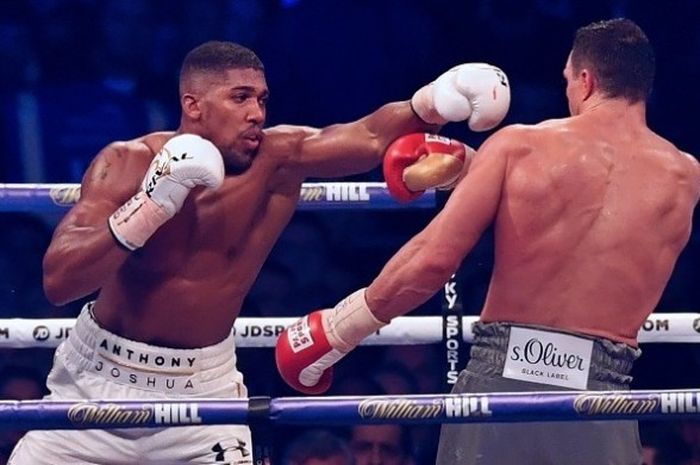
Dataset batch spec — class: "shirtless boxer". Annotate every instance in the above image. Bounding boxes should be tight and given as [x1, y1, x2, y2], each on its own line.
[8, 41, 509, 464]
[276, 19, 700, 465]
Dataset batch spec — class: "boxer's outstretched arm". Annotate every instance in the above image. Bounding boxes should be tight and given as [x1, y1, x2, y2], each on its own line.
[275, 126, 519, 394]
[365, 126, 520, 320]
[279, 101, 436, 178]
[43, 143, 146, 305]
[281, 63, 510, 179]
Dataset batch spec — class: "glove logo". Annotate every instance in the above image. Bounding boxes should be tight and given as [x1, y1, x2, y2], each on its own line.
[49, 185, 81, 206]
[495, 69, 509, 88]
[424, 134, 451, 144]
[287, 316, 315, 353]
[144, 147, 187, 195]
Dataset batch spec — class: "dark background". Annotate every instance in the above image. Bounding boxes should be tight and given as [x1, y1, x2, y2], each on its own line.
[1, 1, 699, 463]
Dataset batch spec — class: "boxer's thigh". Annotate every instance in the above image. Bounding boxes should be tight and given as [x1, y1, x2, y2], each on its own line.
[8, 429, 138, 465]
[142, 423, 253, 465]
[436, 370, 642, 465]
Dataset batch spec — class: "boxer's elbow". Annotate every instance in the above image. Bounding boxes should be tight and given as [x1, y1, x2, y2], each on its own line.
[44, 282, 69, 307]
[43, 265, 70, 306]
[43, 280, 66, 307]
[43, 251, 78, 306]
[43, 272, 91, 306]
[415, 246, 461, 291]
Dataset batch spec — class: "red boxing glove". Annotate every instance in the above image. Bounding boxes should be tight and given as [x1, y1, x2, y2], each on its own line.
[276, 289, 386, 395]
[383, 133, 467, 203]
[275, 311, 340, 395]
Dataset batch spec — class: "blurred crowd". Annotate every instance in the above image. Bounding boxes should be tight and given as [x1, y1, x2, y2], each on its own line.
[1, 0, 700, 463]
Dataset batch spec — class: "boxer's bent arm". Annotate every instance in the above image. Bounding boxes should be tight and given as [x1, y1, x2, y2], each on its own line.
[287, 101, 437, 178]
[365, 126, 518, 320]
[43, 143, 146, 305]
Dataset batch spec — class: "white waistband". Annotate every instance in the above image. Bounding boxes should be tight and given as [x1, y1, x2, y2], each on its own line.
[61, 303, 243, 395]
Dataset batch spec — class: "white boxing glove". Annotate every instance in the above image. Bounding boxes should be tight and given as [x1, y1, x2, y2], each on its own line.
[411, 63, 510, 132]
[108, 134, 224, 250]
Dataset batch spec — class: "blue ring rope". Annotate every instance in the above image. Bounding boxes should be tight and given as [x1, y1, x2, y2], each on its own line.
[0, 183, 435, 212]
[0, 389, 697, 430]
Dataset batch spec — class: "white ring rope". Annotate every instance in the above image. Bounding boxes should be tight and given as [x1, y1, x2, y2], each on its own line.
[1, 313, 698, 348]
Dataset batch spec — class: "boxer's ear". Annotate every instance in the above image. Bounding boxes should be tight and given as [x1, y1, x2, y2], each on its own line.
[580, 68, 596, 101]
[182, 93, 202, 120]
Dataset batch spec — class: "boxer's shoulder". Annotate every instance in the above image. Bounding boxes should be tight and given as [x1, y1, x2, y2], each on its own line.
[263, 125, 320, 151]
[631, 132, 699, 181]
[81, 134, 167, 196]
[140, 131, 179, 157]
[97, 132, 173, 163]
[530, 117, 571, 131]
[497, 119, 585, 156]
[258, 125, 323, 173]
[681, 150, 700, 164]
[677, 150, 700, 197]
[682, 150, 700, 179]
[475, 124, 537, 161]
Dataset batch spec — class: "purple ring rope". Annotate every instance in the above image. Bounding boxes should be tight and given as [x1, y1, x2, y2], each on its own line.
[1, 390, 698, 430]
[270, 390, 700, 425]
[0, 183, 436, 212]
[0, 399, 249, 430]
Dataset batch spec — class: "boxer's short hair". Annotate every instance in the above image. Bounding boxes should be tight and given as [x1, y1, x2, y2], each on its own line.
[571, 18, 655, 103]
[179, 41, 264, 93]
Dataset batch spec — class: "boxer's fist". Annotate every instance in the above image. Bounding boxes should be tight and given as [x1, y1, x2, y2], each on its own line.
[276, 289, 386, 394]
[275, 310, 343, 395]
[384, 133, 468, 203]
[109, 134, 224, 250]
[412, 63, 510, 131]
[143, 134, 225, 216]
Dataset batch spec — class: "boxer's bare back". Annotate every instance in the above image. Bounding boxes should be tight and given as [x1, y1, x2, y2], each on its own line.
[480, 106, 700, 346]
[366, 64, 700, 348]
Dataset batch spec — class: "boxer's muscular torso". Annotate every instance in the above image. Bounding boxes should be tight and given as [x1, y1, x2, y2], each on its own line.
[481, 110, 700, 345]
[93, 130, 303, 347]
[45, 101, 429, 348]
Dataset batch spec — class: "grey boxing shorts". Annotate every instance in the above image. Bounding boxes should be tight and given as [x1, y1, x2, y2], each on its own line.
[436, 321, 643, 465]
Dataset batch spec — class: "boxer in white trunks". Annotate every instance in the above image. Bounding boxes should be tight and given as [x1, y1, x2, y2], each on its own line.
[9, 40, 509, 464]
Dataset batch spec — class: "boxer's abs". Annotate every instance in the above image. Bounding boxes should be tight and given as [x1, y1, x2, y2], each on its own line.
[94, 278, 247, 348]
[95, 176, 302, 348]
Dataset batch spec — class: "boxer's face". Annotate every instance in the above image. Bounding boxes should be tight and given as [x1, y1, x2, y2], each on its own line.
[186, 67, 268, 173]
